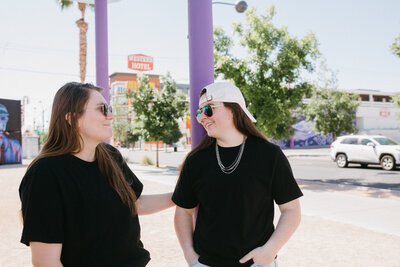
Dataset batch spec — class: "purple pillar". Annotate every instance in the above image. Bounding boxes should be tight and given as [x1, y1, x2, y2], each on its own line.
[188, 0, 214, 148]
[95, 0, 109, 103]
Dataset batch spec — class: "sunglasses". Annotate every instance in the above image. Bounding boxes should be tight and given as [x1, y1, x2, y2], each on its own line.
[99, 103, 113, 117]
[196, 104, 221, 119]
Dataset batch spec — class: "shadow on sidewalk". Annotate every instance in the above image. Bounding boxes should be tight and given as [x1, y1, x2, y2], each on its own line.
[131, 165, 179, 176]
[298, 179, 400, 199]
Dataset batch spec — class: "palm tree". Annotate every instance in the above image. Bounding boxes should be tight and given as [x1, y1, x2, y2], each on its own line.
[57, 0, 91, 83]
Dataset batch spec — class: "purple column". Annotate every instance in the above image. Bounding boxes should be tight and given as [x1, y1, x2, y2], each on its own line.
[95, 0, 109, 103]
[188, 0, 214, 148]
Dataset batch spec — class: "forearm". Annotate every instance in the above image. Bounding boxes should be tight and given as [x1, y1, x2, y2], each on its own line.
[136, 193, 175, 215]
[31, 242, 63, 267]
[32, 261, 63, 267]
[174, 207, 198, 263]
[261, 201, 301, 256]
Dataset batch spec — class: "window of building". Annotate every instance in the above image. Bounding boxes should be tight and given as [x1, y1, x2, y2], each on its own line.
[116, 86, 126, 94]
[372, 95, 391, 102]
[117, 97, 127, 104]
[359, 94, 370, 101]
[112, 85, 126, 94]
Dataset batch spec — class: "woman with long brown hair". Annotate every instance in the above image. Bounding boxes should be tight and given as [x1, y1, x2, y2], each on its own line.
[19, 82, 174, 267]
[173, 82, 303, 267]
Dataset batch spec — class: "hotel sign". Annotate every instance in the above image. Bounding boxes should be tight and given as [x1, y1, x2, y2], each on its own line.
[128, 54, 153, 71]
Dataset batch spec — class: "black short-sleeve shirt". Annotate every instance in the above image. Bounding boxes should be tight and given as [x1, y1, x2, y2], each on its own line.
[172, 136, 303, 267]
[19, 144, 150, 267]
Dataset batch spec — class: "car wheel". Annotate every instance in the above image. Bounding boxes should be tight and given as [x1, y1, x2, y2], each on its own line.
[360, 163, 368, 168]
[381, 155, 395, 171]
[336, 154, 348, 168]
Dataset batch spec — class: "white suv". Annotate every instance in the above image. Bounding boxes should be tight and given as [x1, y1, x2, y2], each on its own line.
[330, 135, 400, 170]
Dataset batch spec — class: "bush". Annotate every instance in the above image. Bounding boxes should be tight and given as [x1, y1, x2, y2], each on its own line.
[123, 156, 134, 164]
[141, 155, 154, 166]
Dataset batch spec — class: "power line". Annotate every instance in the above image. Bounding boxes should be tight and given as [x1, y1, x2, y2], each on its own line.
[0, 43, 188, 60]
[0, 66, 95, 78]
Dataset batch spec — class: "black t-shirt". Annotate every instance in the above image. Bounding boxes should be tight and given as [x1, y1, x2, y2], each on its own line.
[172, 136, 303, 267]
[19, 144, 150, 267]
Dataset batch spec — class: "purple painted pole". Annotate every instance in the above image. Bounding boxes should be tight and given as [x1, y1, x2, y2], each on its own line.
[188, 0, 215, 148]
[95, 0, 109, 103]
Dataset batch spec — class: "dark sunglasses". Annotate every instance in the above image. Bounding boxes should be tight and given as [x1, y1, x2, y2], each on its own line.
[196, 105, 213, 119]
[99, 103, 113, 117]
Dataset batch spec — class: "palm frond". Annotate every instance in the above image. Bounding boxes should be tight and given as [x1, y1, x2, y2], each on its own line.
[57, 0, 74, 9]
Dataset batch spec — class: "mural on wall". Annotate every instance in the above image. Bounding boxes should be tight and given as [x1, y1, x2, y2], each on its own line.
[0, 99, 22, 164]
[272, 115, 333, 149]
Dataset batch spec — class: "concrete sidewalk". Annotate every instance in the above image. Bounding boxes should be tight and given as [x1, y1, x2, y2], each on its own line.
[1, 163, 400, 266]
[132, 164, 400, 237]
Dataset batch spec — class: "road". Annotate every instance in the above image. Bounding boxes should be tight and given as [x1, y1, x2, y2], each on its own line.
[290, 156, 400, 190]
[120, 148, 400, 191]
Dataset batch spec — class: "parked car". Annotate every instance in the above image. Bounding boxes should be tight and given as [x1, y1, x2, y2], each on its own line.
[330, 135, 400, 170]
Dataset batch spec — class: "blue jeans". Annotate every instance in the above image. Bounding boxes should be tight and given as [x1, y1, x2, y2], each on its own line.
[251, 258, 279, 267]
[188, 260, 209, 267]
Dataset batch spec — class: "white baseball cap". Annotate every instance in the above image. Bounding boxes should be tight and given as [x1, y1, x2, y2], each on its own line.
[199, 82, 256, 122]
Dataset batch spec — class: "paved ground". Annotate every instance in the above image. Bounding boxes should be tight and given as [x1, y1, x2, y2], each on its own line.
[119, 147, 333, 168]
[291, 156, 400, 190]
[1, 161, 400, 267]
[122, 147, 400, 190]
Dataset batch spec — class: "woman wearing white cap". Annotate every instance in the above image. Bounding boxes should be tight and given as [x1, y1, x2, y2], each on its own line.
[173, 82, 303, 267]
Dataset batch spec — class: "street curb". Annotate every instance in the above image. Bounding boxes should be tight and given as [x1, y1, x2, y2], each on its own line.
[286, 154, 329, 158]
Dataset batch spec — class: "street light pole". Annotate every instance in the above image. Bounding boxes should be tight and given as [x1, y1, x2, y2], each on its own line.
[188, 0, 214, 148]
[188, 0, 247, 148]
[213, 1, 248, 13]
[33, 107, 36, 132]
[39, 101, 45, 133]
[95, 0, 109, 103]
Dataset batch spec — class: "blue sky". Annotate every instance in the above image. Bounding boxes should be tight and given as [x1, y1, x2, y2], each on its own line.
[1, 0, 400, 129]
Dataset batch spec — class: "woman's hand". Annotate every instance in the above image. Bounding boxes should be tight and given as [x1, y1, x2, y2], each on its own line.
[185, 248, 200, 265]
[239, 246, 276, 266]
[240, 198, 301, 265]
[174, 206, 198, 264]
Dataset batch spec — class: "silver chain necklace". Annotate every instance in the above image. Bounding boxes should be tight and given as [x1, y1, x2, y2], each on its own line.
[215, 137, 246, 174]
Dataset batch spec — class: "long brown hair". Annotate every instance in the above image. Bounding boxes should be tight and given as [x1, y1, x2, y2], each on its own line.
[27, 82, 137, 215]
[182, 89, 267, 167]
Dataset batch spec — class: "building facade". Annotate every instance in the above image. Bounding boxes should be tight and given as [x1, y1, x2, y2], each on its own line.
[109, 73, 191, 148]
[109, 72, 161, 124]
[276, 89, 400, 148]
[351, 89, 400, 141]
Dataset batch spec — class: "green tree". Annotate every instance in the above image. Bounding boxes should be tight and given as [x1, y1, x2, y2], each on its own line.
[38, 131, 48, 146]
[391, 35, 400, 58]
[162, 124, 182, 147]
[112, 122, 125, 144]
[126, 129, 140, 148]
[392, 94, 400, 121]
[301, 63, 359, 141]
[392, 94, 400, 107]
[57, 0, 92, 83]
[112, 122, 139, 148]
[129, 74, 187, 167]
[213, 6, 320, 140]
